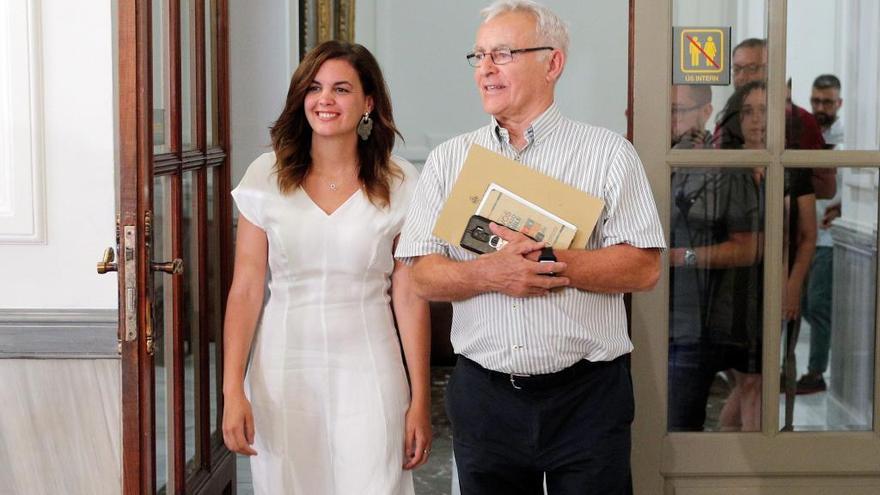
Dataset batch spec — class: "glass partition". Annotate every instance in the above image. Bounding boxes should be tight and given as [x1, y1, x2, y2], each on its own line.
[672, 0, 769, 151]
[668, 167, 766, 432]
[780, 167, 877, 431]
[786, 0, 880, 150]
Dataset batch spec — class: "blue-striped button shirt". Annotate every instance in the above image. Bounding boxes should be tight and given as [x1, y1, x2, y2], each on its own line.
[395, 103, 666, 375]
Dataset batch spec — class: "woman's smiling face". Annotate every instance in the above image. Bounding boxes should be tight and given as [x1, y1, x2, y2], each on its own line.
[304, 58, 373, 140]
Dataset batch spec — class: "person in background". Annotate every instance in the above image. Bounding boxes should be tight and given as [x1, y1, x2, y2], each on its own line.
[672, 84, 713, 149]
[715, 80, 817, 430]
[727, 38, 835, 199]
[667, 85, 763, 432]
[797, 74, 845, 394]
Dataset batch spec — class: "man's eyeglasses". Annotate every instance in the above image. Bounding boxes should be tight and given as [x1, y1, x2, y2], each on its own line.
[671, 104, 705, 117]
[466, 47, 554, 67]
[732, 63, 766, 75]
[810, 97, 839, 107]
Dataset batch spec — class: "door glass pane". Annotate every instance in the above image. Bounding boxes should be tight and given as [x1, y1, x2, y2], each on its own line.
[182, 0, 197, 151]
[672, 1, 768, 150]
[207, 166, 222, 439]
[780, 167, 877, 431]
[206, 0, 219, 147]
[668, 167, 765, 432]
[152, 0, 170, 154]
[182, 171, 200, 468]
[153, 175, 173, 490]
[786, 1, 880, 150]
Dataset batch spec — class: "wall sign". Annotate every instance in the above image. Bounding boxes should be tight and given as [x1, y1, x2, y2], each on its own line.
[673, 26, 731, 85]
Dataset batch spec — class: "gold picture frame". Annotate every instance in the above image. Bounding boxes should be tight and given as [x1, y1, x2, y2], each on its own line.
[300, 0, 356, 59]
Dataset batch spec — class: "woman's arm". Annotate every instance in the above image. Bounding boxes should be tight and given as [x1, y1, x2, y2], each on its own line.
[784, 194, 817, 321]
[221, 217, 268, 456]
[391, 237, 432, 470]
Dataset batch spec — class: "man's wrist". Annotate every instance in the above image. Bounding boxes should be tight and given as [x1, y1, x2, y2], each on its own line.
[468, 255, 499, 293]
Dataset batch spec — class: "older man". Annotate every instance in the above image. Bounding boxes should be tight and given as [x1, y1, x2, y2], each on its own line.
[395, 1, 664, 493]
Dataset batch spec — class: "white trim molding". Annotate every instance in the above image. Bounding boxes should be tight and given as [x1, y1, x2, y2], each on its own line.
[0, 0, 46, 244]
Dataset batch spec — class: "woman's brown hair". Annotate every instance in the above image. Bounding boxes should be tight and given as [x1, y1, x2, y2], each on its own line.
[269, 40, 402, 207]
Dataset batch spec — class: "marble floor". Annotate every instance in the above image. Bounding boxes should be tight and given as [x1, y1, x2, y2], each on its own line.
[165, 324, 871, 493]
[779, 319, 871, 431]
[700, 319, 869, 433]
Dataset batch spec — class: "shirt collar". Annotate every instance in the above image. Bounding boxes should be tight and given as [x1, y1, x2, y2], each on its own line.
[491, 102, 563, 146]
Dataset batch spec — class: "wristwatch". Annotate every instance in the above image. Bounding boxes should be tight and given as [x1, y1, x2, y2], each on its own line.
[538, 246, 557, 276]
[683, 248, 697, 267]
[538, 246, 557, 263]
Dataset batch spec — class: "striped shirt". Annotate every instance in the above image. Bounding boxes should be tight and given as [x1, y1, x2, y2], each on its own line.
[395, 103, 666, 375]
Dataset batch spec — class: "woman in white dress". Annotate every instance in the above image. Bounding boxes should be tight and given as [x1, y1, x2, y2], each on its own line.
[221, 40, 432, 494]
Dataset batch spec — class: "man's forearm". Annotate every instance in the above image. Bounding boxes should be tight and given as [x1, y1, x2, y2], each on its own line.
[556, 244, 661, 293]
[411, 254, 490, 301]
[812, 168, 836, 199]
[670, 232, 762, 269]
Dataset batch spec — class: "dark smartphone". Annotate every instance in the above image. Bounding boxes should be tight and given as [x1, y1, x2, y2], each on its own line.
[460, 215, 506, 255]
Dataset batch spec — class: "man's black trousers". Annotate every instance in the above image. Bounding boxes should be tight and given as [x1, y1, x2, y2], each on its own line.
[447, 355, 634, 495]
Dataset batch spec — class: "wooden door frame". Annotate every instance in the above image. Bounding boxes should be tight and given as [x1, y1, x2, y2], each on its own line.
[117, 1, 235, 493]
[117, 1, 154, 492]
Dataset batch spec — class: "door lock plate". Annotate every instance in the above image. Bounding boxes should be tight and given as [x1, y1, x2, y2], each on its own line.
[124, 225, 137, 342]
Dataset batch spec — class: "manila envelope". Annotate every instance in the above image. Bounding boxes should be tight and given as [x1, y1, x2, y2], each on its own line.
[433, 144, 605, 250]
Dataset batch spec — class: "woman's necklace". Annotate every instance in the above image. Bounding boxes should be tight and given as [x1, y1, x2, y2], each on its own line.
[311, 169, 357, 192]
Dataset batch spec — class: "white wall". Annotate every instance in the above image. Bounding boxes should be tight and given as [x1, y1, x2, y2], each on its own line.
[355, 0, 629, 165]
[786, 0, 842, 116]
[0, 0, 117, 309]
[229, 0, 299, 187]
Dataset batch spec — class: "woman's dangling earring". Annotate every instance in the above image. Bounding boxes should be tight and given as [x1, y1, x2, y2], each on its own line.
[357, 111, 373, 141]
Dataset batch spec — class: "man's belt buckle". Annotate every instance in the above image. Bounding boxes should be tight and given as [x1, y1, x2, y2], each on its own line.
[509, 373, 530, 390]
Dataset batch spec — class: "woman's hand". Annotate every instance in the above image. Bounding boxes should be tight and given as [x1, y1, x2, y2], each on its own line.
[222, 390, 257, 456]
[402, 403, 432, 470]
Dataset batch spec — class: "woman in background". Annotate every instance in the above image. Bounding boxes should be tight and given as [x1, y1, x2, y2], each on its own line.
[716, 80, 816, 431]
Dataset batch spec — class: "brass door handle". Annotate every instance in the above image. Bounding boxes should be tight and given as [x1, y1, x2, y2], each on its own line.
[151, 258, 183, 275]
[97, 247, 118, 274]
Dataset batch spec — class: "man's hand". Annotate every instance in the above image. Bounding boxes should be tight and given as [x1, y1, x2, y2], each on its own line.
[473, 222, 569, 297]
[820, 202, 841, 229]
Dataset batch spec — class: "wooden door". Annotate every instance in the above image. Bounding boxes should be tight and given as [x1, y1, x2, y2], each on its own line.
[116, 1, 235, 493]
[630, 0, 880, 493]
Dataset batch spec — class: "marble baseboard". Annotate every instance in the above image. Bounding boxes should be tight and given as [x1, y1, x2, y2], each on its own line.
[0, 308, 118, 359]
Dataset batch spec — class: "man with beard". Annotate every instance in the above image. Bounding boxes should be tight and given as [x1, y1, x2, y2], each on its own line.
[810, 74, 844, 148]
[797, 74, 844, 394]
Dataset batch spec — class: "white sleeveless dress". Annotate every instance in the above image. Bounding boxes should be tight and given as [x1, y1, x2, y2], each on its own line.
[231, 152, 418, 495]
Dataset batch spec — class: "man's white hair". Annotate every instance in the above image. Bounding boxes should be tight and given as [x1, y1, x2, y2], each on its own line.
[481, 0, 570, 56]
